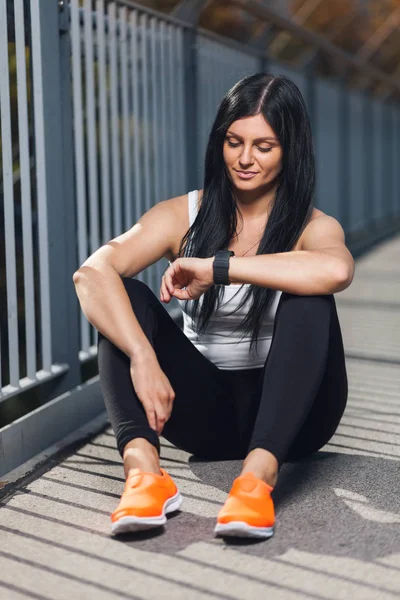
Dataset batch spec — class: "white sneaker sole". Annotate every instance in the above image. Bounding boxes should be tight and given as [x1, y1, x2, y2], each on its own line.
[111, 490, 183, 535]
[214, 521, 274, 539]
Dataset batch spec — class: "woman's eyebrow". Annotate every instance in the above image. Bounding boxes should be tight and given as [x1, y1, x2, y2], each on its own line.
[226, 131, 277, 142]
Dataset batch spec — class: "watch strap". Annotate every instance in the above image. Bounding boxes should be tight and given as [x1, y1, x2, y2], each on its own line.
[213, 250, 235, 285]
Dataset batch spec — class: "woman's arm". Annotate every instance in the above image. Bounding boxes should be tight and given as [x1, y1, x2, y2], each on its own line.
[227, 250, 349, 295]
[228, 215, 354, 295]
[163, 215, 355, 299]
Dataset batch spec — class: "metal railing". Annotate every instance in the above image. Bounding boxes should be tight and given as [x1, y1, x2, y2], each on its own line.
[70, 0, 189, 362]
[0, 0, 399, 424]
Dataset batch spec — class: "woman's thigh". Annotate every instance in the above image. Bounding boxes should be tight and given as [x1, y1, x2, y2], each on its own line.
[122, 278, 242, 457]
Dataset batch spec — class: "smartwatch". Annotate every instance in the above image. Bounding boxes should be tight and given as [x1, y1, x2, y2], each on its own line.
[213, 250, 235, 286]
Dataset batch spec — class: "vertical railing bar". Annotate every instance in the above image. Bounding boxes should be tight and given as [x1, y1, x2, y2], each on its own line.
[176, 28, 186, 196]
[205, 39, 212, 175]
[371, 98, 378, 228]
[381, 101, 387, 223]
[30, 0, 53, 372]
[211, 40, 217, 116]
[170, 25, 179, 199]
[120, 6, 132, 233]
[109, 1, 122, 237]
[70, 0, 90, 355]
[129, 9, 144, 282]
[203, 39, 209, 185]
[84, 0, 100, 254]
[397, 106, 400, 217]
[374, 100, 381, 224]
[339, 74, 350, 234]
[129, 8, 139, 225]
[214, 40, 219, 104]
[212, 43, 218, 149]
[160, 21, 168, 205]
[210, 40, 216, 123]
[182, 25, 198, 192]
[0, 0, 19, 390]
[84, 0, 100, 352]
[150, 15, 162, 291]
[57, 0, 82, 388]
[152, 18, 162, 206]
[197, 38, 203, 186]
[389, 102, 394, 219]
[392, 104, 398, 218]
[204, 40, 210, 147]
[167, 23, 176, 200]
[223, 44, 230, 103]
[141, 14, 151, 214]
[14, 0, 37, 382]
[385, 100, 392, 220]
[140, 12, 151, 287]
[96, 0, 111, 245]
[220, 43, 226, 112]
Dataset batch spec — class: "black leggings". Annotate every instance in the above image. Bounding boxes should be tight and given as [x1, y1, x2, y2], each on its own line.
[97, 278, 348, 468]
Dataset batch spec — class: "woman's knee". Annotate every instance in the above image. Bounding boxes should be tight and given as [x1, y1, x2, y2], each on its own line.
[280, 291, 334, 308]
[120, 276, 153, 299]
[277, 292, 334, 322]
[120, 277, 159, 314]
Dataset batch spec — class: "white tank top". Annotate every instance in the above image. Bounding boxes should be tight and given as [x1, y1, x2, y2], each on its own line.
[169, 190, 282, 370]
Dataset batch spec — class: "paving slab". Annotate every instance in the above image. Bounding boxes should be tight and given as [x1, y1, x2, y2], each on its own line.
[1, 235, 400, 600]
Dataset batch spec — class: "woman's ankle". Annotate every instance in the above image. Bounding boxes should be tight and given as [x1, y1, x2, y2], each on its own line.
[241, 448, 279, 487]
[123, 438, 161, 477]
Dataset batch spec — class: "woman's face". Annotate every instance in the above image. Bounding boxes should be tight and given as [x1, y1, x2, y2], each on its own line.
[223, 113, 282, 190]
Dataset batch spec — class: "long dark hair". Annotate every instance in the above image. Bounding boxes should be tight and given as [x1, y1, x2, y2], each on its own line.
[174, 72, 315, 353]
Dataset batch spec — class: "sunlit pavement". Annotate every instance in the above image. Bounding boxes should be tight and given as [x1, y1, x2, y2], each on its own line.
[1, 234, 399, 600]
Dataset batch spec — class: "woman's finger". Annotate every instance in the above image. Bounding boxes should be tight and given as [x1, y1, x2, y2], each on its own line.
[172, 287, 191, 300]
[145, 406, 157, 432]
[160, 276, 170, 302]
[165, 263, 184, 294]
[164, 269, 175, 294]
[154, 409, 167, 436]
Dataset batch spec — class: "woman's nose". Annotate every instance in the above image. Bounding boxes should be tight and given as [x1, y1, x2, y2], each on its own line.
[239, 147, 254, 166]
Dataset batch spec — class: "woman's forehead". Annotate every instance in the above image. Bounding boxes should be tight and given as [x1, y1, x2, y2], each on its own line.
[228, 115, 277, 140]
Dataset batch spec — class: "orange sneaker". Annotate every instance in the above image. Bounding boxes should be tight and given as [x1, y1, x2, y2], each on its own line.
[111, 468, 182, 535]
[214, 472, 275, 539]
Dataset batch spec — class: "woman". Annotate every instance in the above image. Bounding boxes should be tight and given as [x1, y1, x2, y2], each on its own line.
[74, 73, 354, 539]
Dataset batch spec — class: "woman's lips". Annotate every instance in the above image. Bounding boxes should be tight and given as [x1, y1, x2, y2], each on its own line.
[235, 170, 258, 179]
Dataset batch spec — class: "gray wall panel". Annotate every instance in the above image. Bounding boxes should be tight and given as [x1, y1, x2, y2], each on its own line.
[267, 60, 308, 97]
[315, 79, 341, 218]
[348, 91, 366, 233]
[372, 98, 384, 223]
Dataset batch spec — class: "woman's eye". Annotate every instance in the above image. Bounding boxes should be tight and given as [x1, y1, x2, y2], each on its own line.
[227, 140, 271, 153]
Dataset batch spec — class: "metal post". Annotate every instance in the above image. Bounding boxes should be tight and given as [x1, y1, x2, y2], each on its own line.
[249, 23, 275, 72]
[338, 69, 350, 234]
[31, 0, 81, 399]
[383, 98, 392, 221]
[182, 26, 199, 190]
[363, 87, 375, 233]
[304, 55, 317, 140]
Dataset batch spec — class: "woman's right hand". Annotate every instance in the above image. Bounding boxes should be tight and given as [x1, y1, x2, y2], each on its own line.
[129, 349, 176, 436]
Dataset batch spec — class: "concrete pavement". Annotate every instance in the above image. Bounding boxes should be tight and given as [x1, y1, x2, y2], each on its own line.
[1, 234, 399, 599]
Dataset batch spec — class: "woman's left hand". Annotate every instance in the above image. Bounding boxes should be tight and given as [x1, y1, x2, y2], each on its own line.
[160, 257, 214, 302]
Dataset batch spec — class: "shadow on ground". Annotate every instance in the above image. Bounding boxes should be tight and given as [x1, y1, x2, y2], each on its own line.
[111, 450, 400, 562]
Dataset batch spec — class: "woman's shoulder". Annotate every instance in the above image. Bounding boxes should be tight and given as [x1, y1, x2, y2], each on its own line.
[163, 190, 204, 261]
[294, 207, 325, 251]
[312, 208, 325, 220]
